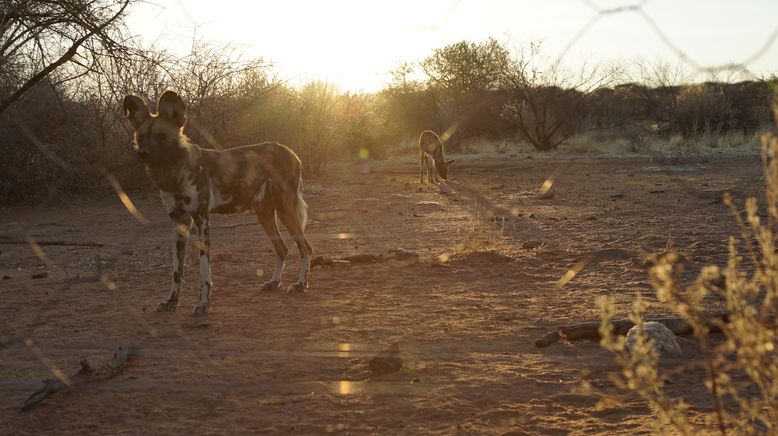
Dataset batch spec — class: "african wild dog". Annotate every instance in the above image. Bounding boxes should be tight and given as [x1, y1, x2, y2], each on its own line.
[123, 90, 312, 315]
[418, 130, 454, 184]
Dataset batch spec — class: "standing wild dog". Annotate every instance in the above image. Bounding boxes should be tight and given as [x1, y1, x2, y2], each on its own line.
[418, 130, 454, 184]
[123, 90, 312, 315]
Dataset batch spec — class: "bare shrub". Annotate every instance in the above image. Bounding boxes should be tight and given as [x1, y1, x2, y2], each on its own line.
[500, 42, 621, 151]
[676, 83, 733, 137]
[598, 109, 778, 433]
[0, 0, 134, 116]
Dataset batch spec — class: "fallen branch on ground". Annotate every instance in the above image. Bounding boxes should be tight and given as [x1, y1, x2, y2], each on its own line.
[0, 236, 106, 247]
[21, 346, 138, 411]
[212, 221, 256, 229]
[312, 249, 419, 268]
[534, 312, 729, 348]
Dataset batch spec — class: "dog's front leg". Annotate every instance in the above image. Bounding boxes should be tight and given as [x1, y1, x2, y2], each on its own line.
[419, 151, 426, 184]
[157, 219, 192, 311]
[193, 214, 212, 315]
[427, 156, 436, 184]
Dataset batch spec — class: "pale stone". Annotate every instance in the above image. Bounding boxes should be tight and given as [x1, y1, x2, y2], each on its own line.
[626, 321, 683, 357]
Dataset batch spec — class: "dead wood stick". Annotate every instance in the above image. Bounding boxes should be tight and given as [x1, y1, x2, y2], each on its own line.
[212, 221, 256, 229]
[21, 346, 138, 411]
[534, 312, 729, 348]
[0, 236, 106, 247]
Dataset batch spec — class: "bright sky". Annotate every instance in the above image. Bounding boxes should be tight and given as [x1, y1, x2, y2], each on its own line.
[127, 0, 778, 92]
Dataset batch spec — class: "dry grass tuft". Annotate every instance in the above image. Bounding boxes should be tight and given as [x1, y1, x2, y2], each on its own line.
[455, 217, 507, 255]
[596, 105, 778, 434]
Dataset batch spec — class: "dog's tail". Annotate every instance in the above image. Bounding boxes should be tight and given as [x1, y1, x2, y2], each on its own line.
[295, 172, 308, 231]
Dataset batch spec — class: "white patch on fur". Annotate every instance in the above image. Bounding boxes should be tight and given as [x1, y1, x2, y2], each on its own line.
[180, 171, 201, 211]
[253, 181, 268, 204]
[159, 171, 204, 214]
[199, 253, 212, 302]
[296, 184, 308, 231]
[209, 185, 230, 212]
[160, 191, 176, 213]
[271, 252, 285, 282]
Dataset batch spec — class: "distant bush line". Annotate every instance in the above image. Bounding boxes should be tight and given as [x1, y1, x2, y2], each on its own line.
[1, 36, 775, 204]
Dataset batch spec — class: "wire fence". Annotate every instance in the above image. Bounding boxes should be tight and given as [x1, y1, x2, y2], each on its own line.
[2, 0, 777, 430]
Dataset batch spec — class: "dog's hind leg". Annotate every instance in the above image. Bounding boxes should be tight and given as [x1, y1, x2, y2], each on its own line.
[277, 199, 312, 293]
[419, 151, 427, 184]
[255, 206, 287, 292]
[192, 215, 212, 315]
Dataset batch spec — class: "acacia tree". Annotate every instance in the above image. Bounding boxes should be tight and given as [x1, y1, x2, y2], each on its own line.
[420, 38, 512, 145]
[0, 0, 133, 117]
[421, 38, 510, 94]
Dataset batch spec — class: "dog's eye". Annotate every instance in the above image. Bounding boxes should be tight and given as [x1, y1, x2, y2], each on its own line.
[154, 132, 166, 142]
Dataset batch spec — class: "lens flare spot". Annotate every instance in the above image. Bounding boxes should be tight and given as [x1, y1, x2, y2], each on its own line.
[100, 275, 117, 290]
[255, 268, 264, 278]
[174, 224, 189, 237]
[105, 173, 149, 224]
[554, 259, 588, 290]
[25, 236, 51, 265]
[540, 179, 554, 193]
[337, 380, 355, 395]
[338, 343, 351, 358]
[358, 148, 369, 160]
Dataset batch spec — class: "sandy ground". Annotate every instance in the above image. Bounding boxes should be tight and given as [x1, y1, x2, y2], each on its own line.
[0, 153, 764, 434]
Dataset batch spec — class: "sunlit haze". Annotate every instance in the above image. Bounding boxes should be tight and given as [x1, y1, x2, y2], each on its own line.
[129, 0, 778, 92]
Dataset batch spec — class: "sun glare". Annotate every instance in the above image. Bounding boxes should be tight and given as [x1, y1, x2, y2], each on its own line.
[127, 0, 778, 92]
[132, 0, 462, 92]
[227, 1, 446, 92]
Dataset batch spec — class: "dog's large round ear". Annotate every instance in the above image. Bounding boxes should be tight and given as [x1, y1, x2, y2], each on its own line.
[123, 95, 150, 129]
[157, 90, 186, 127]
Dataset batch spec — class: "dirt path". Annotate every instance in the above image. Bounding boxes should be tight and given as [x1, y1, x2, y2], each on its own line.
[0, 154, 761, 434]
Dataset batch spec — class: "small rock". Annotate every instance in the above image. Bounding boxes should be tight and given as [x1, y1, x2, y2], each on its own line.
[537, 191, 555, 200]
[2, 275, 10, 280]
[31, 272, 47, 279]
[521, 240, 543, 249]
[385, 248, 419, 261]
[368, 343, 403, 376]
[528, 213, 536, 219]
[626, 321, 682, 357]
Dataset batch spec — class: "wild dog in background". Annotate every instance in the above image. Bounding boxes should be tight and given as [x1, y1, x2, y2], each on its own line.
[123, 91, 312, 315]
[418, 130, 454, 184]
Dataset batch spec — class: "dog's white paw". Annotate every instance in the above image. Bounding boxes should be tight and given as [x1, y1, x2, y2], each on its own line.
[286, 281, 307, 293]
[193, 302, 211, 316]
